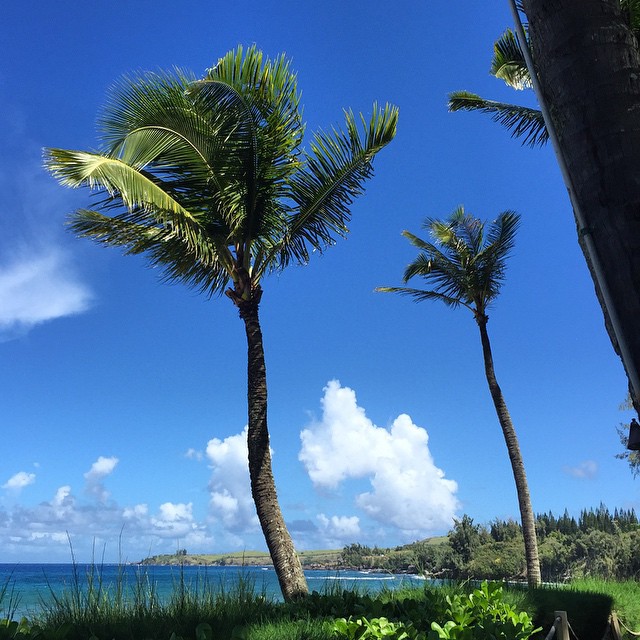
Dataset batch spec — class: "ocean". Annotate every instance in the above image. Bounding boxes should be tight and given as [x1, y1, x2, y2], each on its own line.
[0, 564, 425, 621]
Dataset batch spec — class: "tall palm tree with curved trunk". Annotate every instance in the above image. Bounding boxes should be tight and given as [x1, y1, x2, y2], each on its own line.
[44, 46, 398, 601]
[377, 208, 541, 588]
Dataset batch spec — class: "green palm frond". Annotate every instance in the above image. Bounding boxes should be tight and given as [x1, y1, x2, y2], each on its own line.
[621, 0, 640, 37]
[380, 208, 520, 317]
[71, 209, 233, 295]
[375, 286, 470, 310]
[491, 29, 531, 90]
[448, 91, 548, 147]
[45, 47, 397, 299]
[283, 102, 398, 266]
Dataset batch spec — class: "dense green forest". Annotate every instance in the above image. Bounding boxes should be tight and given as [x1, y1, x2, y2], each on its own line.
[340, 505, 640, 581]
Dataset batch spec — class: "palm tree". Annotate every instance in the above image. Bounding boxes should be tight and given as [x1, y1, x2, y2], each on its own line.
[377, 207, 542, 587]
[44, 46, 398, 601]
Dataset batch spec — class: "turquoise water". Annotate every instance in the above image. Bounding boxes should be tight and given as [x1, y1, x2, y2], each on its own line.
[0, 564, 425, 621]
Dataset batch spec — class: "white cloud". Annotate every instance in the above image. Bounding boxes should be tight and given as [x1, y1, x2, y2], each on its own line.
[206, 428, 259, 533]
[84, 456, 119, 502]
[564, 460, 598, 479]
[300, 380, 459, 537]
[2, 471, 36, 491]
[0, 250, 92, 338]
[185, 448, 203, 461]
[317, 514, 361, 541]
[150, 502, 199, 538]
[84, 456, 119, 481]
[0, 145, 94, 341]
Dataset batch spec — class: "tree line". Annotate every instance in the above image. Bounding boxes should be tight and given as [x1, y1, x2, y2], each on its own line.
[340, 505, 640, 582]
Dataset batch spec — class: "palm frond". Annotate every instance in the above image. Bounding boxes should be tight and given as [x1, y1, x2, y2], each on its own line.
[70, 209, 233, 295]
[381, 208, 521, 317]
[46, 48, 398, 299]
[282, 102, 398, 266]
[621, 0, 640, 37]
[448, 92, 548, 147]
[491, 29, 531, 90]
[43, 148, 216, 263]
[375, 286, 470, 310]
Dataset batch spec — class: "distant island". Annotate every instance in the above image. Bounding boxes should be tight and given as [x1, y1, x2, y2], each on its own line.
[139, 537, 449, 573]
[139, 548, 347, 570]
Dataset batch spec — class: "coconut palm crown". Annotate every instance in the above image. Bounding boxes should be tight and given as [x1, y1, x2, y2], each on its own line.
[378, 207, 519, 322]
[378, 207, 542, 588]
[45, 46, 398, 601]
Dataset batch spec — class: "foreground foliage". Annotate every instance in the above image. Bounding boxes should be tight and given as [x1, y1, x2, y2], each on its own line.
[4, 567, 637, 640]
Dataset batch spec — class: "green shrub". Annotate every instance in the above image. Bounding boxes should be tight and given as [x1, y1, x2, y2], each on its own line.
[332, 582, 540, 640]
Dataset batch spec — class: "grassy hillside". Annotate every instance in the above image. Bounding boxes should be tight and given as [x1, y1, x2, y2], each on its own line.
[139, 538, 448, 568]
[140, 549, 343, 567]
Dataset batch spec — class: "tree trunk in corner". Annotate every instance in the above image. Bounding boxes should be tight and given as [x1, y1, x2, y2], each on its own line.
[477, 317, 541, 587]
[238, 296, 309, 601]
[521, 0, 640, 413]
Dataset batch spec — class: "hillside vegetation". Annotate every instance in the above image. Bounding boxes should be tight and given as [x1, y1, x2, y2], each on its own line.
[142, 505, 639, 583]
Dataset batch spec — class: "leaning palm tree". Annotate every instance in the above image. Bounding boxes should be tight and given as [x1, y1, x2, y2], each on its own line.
[44, 46, 398, 601]
[377, 207, 541, 587]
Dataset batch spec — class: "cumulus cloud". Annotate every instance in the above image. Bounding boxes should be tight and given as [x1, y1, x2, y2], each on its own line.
[84, 456, 118, 502]
[564, 460, 598, 479]
[0, 482, 213, 561]
[2, 471, 36, 491]
[206, 428, 259, 533]
[300, 380, 459, 537]
[0, 250, 92, 338]
[317, 514, 361, 542]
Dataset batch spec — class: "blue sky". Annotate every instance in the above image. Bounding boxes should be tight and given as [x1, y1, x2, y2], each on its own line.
[0, 1, 636, 563]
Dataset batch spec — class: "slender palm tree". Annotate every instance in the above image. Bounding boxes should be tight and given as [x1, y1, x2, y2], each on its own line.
[44, 46, 398, 601]
[377, 207, 541, 587]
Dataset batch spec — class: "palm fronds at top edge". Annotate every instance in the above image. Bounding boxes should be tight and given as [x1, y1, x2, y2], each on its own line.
[491, 29, 531, 90]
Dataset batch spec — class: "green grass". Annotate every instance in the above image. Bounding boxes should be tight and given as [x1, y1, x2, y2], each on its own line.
[568, 578, 640, 631]
[3, 564, 639, 640]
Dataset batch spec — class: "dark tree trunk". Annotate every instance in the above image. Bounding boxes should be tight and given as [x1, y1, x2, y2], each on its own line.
[520, 0, 640, 414]
[236, 293, 309, 601]
[477, 317, 542, 587]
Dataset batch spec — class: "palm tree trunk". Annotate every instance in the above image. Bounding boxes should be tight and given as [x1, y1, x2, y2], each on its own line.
[520, 0, 640, 414]
[238, 296, 309, 601]
[477, 317, 542, 587]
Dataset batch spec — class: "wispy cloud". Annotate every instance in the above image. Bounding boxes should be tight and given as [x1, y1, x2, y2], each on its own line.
[0, 249, 92, 339]
[2, 471, 36, 492]
[0, 136, 93, 341]
[564, 460, 598, 479]
[300, 380, 460, 538]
